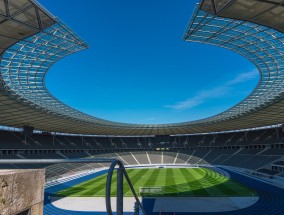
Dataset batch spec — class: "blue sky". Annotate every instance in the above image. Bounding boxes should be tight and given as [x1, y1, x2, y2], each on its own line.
[40, 0, 258, 124]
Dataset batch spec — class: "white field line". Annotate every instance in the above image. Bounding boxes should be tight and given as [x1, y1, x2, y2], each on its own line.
[130, 152, 140, 165]
[146, 151, 152, 164]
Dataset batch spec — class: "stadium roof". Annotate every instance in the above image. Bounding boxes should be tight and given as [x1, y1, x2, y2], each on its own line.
[0, 0, 283, 136]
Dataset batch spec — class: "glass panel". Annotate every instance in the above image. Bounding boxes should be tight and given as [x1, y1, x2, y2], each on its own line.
[214, 0, 231, 13]
[38, 10, 55, 29]
[13, 6, 39, 28]
[253, 6, 284, 32]
[0, 19, 38, 39]
[0, 35, 18, 49]
[219, 0, 275, 20]
[201, 0, 215, 14]
[266, 0, 284, 3]
[0, 15, 5, 22]
[0, 0, 6, 15]
[8, 0, 31, 15]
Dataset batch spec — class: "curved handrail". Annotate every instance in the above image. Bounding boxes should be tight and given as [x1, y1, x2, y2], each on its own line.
[106, 160, 146, 215]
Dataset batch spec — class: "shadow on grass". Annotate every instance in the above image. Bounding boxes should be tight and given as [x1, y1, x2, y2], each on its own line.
[141, 179, 257, 197]
[49, 168, 257, 199]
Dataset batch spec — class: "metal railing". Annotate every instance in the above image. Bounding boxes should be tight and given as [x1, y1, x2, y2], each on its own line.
[0, 158, 147, 215]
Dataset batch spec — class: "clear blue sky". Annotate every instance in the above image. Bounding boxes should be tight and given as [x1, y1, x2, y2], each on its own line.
[40, 0, 258, 124]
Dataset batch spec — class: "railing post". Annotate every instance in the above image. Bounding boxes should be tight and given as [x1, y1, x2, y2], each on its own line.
[134, 201, 140, 215]
[117, 164, 123, 215]
[106, 160, 119, 214]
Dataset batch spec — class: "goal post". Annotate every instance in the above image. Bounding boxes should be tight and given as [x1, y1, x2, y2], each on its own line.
[139, 187, 163, 196]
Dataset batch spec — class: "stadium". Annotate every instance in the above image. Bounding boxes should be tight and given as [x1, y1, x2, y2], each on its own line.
[0, 0, 284, 214]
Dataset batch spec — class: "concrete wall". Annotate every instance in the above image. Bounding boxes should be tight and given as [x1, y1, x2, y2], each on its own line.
[0, 169, 45, 215]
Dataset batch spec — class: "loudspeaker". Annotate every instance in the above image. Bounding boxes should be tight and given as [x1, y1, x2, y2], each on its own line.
[23, 125, 34, 135]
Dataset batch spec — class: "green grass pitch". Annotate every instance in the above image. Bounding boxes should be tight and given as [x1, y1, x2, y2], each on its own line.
[55, 167, 257, 197]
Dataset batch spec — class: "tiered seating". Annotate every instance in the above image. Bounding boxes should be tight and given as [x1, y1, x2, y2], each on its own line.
[30, 133, 53, 148]
[147, 151, 161, 164]
[187, 135, 204, 147]
[0, 148, 283, 180]
[133, 152, 149, 164]
[190, 149, 207, 161]
[210, 154, 231, 165]
[273, 161, 284, 166]
[247, 156, 281, 169]
[119, 137, 135, 149]
[0, 127, 282, 150]
[185, 152, 204, 164]
[262, 129, 279, 144]
[258, 159, 284, 176]
[174, 152, 188, 164]
[0, 130, 27, 149]
[257, 168, 279, 175]
[61, 152, 89, 159]
[79, 137, 101, 149]
[220, 155, 280, 169]
[261, 149, 284, 155]
[202, 149, 236, 163]
[0, 126, 283, 180]
[240, 149, 264, 154]
[117, 152, 138, 165]
[92, 137, 112, 149]
[162, 151, 177, 164]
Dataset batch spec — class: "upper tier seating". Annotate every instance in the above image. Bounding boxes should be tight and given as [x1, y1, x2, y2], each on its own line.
[0, 127, 282, 150]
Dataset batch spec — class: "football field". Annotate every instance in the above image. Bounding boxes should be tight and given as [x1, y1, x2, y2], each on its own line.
[55, 167, 256, 197]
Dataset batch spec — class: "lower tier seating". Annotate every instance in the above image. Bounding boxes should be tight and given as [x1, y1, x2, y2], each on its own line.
[0, 148, 283, 180]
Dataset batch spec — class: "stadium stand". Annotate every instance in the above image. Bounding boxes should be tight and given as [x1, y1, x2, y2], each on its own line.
[1, 133, 283, 180]
[1, 0, 284, 214]
[133, 152, 150, 164]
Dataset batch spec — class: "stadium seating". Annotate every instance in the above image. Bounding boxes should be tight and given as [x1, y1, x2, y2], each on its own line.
[0, 127, 281, 149]
[257, 168, 279, 175]
[133, 152, 149, 164]
[0, 126, 284, 180]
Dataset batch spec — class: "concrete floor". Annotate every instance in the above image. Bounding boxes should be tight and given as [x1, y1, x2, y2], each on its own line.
[51, 196, 258, 213]
[51, 197, 140, 212]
